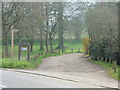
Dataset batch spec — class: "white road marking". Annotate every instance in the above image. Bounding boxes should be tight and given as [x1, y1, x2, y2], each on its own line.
[0, 85, 7, 88]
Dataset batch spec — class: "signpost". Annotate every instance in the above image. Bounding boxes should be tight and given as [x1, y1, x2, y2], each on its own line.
[11, 26, 19, 58]
[18, 43, 30, 61]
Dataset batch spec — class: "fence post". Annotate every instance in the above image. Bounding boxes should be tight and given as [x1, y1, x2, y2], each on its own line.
[2, 52, 4, 58]
[58, 49, 60, 54]
[64, 48, 66, 53]
[41, 52, 43, 55]
[101, 57, 104, 62]
[78, 49, 80, 53]
[114, 61, 117, 73]
[97, 57, 100, 60]
[71, 49, 73, 53]
[27, 45, 30, 61]
[51, 50, 54, 54]
[18, 44, 21, 60]
[112, 60, 117, 73]
[109, 58, 112, 67]
[105, 58, 107, 63]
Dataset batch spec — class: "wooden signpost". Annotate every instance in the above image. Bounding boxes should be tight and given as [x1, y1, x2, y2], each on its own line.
[18, 43, 30, 61]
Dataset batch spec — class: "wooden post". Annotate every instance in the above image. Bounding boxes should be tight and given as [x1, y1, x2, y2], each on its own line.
[96, 57, 99, 60]
[27, 44, 30, 61]
[11, 29, 14, 58]
[105, 58, 107, 63]
[45, 51, 47, 54]
[59, 49, 60, 54]
[112, 60, 117, 73]
[71, 49, 73, 53]
[41, 52, 43, 55]
[112, 60, 114, 69]
[109, 58, 112, 67]
[101, 57, 104, 62]
[18, 44, 21, 60]
[78, 49, 80, 53]
[114, 61, 117, 73]
[51, 50, 53, 54]
[64, 48, 66, 53]
[2, 52, 4, 58]
[53, 50, 55, 54]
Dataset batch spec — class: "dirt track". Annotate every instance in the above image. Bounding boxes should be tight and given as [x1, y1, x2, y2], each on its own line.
[37, 53, 118, 88]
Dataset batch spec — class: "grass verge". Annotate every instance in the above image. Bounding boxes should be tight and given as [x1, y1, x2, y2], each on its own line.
[89, 60, 120, 80]
[0, 51, 78, 69]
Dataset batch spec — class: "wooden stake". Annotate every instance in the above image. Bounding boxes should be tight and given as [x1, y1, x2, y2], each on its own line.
[71, 49, 73, 53]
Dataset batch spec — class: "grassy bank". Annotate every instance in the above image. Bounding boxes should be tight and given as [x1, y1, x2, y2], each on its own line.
[0, 55, 45, 69]
[0, 54, 55, 69]
[90, 60, 120, 80]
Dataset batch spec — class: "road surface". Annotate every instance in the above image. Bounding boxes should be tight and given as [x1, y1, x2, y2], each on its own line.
[1, 70, 88, 88]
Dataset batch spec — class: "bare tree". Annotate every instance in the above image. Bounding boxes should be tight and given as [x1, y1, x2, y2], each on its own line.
[57, 2, 64, 52]
[2, 2, 23, 57]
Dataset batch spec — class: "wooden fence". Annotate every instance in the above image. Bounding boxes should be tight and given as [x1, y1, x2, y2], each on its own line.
[32, 48, 81, 60]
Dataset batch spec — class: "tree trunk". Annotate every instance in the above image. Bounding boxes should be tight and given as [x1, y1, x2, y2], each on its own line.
[39, 3, 44, 51]
[45, 3, 49, 52]
[4, 34, 9, 57]
[49, 38, 53, 53]
[57, 2, 64, 53]
[75, 33, 80, 41]
[45, 33, 49, 52]
[58, 30, 64, 52]
[2, 8, 9, 58]
[118, 2, 120, 65]
[40, 30, 44, 51]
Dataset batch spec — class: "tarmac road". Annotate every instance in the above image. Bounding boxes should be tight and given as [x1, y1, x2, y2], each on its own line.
[0, 70, 86, 88]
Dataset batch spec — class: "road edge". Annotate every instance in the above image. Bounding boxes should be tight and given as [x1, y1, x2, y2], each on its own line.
[1, 68, 119, 89]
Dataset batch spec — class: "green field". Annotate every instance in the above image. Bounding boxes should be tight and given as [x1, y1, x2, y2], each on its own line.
[2, 39, 83, 59]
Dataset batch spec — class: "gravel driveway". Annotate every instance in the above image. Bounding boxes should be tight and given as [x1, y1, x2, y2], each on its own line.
[37, 53, 118, 88]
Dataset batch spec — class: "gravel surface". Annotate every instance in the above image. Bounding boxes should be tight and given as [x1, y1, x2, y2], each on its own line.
[37, 53, 118, 88]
